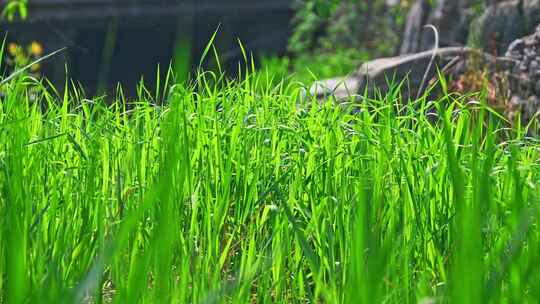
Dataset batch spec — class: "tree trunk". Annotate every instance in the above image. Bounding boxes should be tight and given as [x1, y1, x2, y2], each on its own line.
[400, 0, 475, 54]
[399, 0, 432, 54]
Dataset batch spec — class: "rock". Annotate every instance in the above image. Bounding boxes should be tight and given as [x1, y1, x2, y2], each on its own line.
[400, 0, 540, 56]
[309, 47, 476, 102]
[505, 24, 540, 125]
[308, 76, 361, 102]
[471, 0, 540, 55]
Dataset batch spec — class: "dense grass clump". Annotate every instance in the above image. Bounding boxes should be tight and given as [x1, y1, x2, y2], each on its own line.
[1, 67, 540, 303]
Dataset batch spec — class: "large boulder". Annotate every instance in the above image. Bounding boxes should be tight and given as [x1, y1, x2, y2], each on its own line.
[400, 0, 540, 56]
[309, 22, 540, 135]
[471, 0, 540, 55]
[505, 24, 540, 125]
[309, 47, 474, 102]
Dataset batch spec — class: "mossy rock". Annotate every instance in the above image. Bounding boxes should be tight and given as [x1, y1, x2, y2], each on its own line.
[470, 0, 540, 55]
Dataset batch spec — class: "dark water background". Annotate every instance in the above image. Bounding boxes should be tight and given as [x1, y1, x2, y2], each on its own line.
[2, 0, 293, 97]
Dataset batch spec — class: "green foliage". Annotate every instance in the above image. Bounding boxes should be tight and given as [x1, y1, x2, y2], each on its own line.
[261, 48, 368, 85]
[285, 0, 412, 82]
[287, 0, 326, 56]
[288, 0, 411, 58]
[1, 0, 28, 22]
[2, 41, 540, 302]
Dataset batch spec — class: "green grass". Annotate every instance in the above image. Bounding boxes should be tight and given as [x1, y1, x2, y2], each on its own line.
[260, 48, 368, 86]
[2, 59, 540, 303]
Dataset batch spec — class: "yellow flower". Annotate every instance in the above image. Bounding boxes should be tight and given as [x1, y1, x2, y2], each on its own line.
[29, 41, 43, 56]
[30, 63, 41, 72]
[7, 43, 18, 56]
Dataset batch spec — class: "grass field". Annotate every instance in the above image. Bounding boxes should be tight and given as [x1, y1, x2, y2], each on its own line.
[2, 58, 540, 303]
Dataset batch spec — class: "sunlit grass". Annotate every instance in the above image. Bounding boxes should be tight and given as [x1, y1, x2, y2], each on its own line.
[1, 57, 540, 303]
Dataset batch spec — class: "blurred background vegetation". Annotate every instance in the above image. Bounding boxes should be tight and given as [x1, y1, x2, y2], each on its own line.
[0, 0, 534, 92]
[281, 0, 411, 81]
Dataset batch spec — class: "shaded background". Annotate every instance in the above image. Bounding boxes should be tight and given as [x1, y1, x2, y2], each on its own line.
[2, 0, 294, 96]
